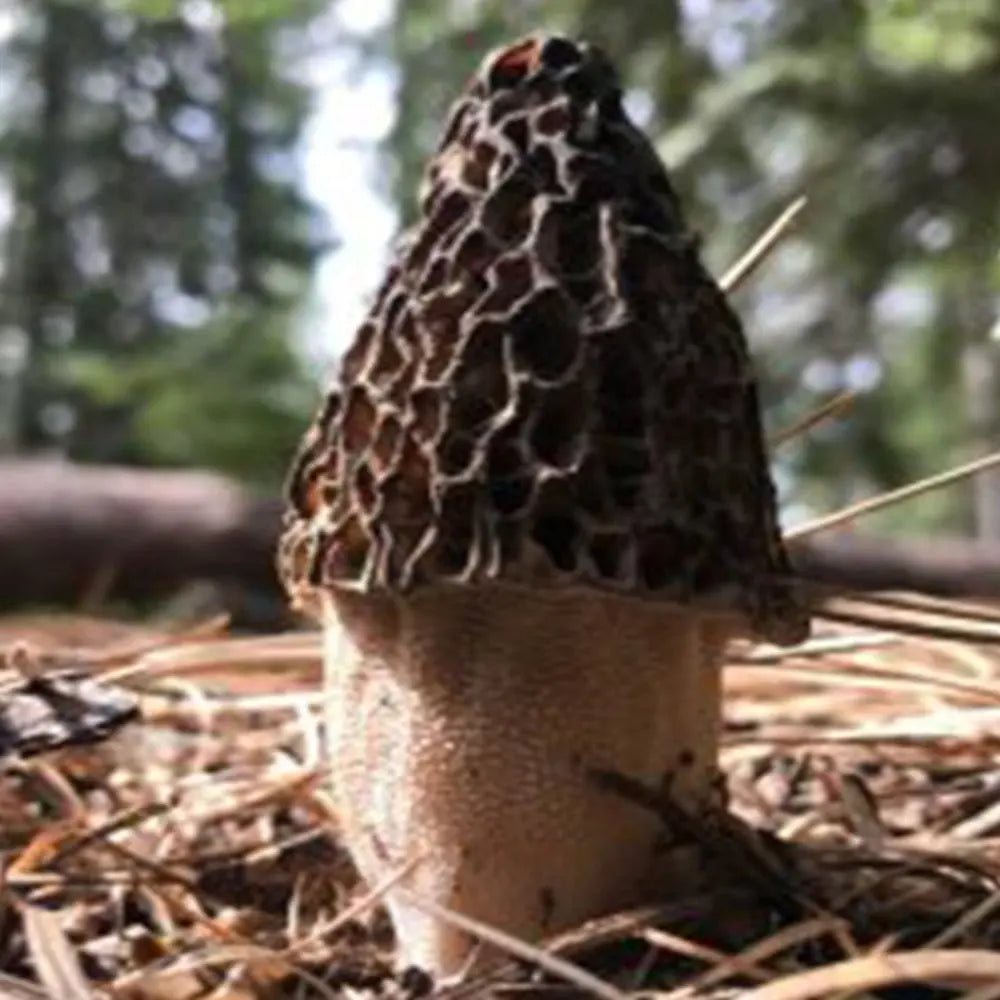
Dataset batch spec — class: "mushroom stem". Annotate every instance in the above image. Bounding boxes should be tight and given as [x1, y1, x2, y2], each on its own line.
[322, 586, 731, 975]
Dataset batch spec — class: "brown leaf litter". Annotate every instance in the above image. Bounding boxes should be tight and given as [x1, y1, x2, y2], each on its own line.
[2, 611, 1000, 998]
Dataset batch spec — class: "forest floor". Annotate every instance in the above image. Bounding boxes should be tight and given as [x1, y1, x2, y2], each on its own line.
[2, 608, 1000, 999]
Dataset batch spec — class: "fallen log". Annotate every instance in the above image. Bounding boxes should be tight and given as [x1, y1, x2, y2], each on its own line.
[0, 459, 281, 612]
[793, 531, 1000, 598]
[0, 459, 997, 615]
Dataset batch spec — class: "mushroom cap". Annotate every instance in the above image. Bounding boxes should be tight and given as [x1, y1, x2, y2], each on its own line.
[279, 35, 809, 645]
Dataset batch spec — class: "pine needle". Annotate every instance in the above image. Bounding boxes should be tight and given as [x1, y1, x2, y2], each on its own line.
[771, 391, 856, 448]
[20, 905, 94, 1000]
[720, 196, 808, 293]
[808, 587, 1000, 626]
[396, 889, 629, 1000]
[813, 594, 1000, 644]
[786, 450, 1000, 541]
[736, 949, 1000, 1000]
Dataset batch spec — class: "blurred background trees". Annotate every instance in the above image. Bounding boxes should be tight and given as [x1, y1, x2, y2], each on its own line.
[0, 0, 331, 485]
[1, 0, 999, 535]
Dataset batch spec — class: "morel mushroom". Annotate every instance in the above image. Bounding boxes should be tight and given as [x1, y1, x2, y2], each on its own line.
[279, 35, 809, 976]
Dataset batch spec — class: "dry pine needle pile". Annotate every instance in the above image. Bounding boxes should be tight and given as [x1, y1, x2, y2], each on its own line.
[0, 601, 1000, 999]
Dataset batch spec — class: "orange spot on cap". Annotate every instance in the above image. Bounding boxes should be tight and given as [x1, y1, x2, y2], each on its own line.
[493, 38, 541, 79]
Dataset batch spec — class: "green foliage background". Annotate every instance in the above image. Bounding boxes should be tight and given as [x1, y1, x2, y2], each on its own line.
[2, 0, 999, 534]
[0, 0, 331, 486]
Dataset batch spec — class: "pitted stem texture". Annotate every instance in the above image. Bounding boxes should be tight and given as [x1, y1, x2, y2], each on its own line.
[323, 586, 728, 973]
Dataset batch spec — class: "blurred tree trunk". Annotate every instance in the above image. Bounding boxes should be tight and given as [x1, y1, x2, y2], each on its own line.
[0, 1, 330, 478]
[1, 461, 999, 617]
[0, 460, 282, 612]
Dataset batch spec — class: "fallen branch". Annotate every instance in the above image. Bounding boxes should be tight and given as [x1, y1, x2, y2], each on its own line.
[1, 460, 999, 617]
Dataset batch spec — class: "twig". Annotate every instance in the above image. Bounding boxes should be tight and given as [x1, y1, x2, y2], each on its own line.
[124, 942, 342, 1000]
[786, 450, 1000, 541]
[736, 949, 1000, 1000]
[825, 589, 1000, 625]
[46, 800, 172, 867]
[770, 391, 856, 448]
[20, 904, 93, 1000]
[949, 803, 1000, 841]
[5, 872, 145, 888]
[684, 916, 852, 993]
[729, 633, 898, 664]
[285, 853, 423, 956]
[396, 889, 629, 1000]
[642, 926, 773, 983]
[926, 890, 1000, 948]
[720, 196, 808, 293]
[98, 632, 322, 684]
[446, 892, 769, 1000]
[730, 662, 1000, 704]
[814, 595, 1000, 644]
